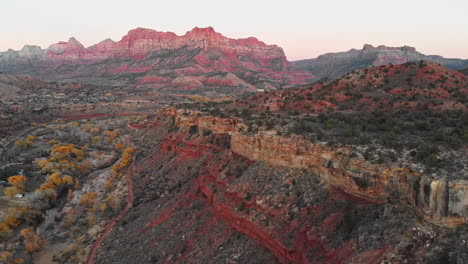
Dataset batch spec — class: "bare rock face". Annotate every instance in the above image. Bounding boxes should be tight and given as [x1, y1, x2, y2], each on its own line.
[0, 45, 43, 66]
[0, 27, 308, 94]
[46, 37, 87, 61]
[97, 108, 466, 263]
[165, 108, 239, 134]
[161, 108, 468, 228]
[230, 130, 468, 227]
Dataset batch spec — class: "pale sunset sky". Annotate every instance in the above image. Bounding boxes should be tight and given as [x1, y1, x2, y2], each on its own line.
[1, 0, 467, 60]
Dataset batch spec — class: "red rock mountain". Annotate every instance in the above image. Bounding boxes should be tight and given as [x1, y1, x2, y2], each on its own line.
[0, 27, 314, 94]
[3, 28, 468, 95]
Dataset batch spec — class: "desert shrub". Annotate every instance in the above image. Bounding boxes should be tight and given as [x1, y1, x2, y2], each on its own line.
[0, 251, 25, 264]
[21, 228, 44, 254]
[104, 195, 121, 212]
[91, 136, 100, 145]
[15, 136, 35, 150]
[79, 192, 99, 212]
[4, 175, 27, 198]
[0, 208, 40, 238]
[40, 209, 61, 231]
[202, 129, 212, 136]
[102, 129, 120, 143]
[189, 125, 198, 135]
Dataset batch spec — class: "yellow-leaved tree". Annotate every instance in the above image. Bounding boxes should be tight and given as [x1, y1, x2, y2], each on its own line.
[40, 172, 73, 191]
[4, 175, 27, 198]
[20, 228, 44, 254]
[79, 192, 99, 212]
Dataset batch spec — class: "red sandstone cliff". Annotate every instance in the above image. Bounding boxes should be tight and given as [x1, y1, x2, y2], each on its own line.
[164, 108, 468, 228]
[0, 27, 313, 93]
[94, 108, 467, 263]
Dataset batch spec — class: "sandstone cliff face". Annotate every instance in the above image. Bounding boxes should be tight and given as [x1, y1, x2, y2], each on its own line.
[163, 108, 239, 134]
[91, 107, 468, 263]
[230, 131, 467, 227]
[46, 37, 87, 61]
[0, 27, 288, 70]
[0, 27, 311, 93]
[166, 108, 467, 228]
[1, 27, 287, 65]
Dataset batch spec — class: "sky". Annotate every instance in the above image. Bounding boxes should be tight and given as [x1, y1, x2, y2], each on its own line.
[1, 0, 467, 61]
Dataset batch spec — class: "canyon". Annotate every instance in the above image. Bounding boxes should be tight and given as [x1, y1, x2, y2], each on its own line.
[0, 27, 467, 264]
[170, 108, 468, 228]
[90, 107, 467, 263]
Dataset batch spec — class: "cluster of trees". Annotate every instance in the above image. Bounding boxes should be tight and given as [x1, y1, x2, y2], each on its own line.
[20, 228, 44, 254]
[2, 139, 87, 241]
[103, 129, 120, 143]
[15, 135, 36, 150]
[1, 118, 132, 261]
[0, 207, 39, 238]
[112, 147, 135, 178]
[63, 144, 131, 227]
[4, 175, 27, 198]
[0, 228, 45, 263]
[77, 191, 121, 224]
[39, 172, 74, 192]
[36, 143, 85, 174]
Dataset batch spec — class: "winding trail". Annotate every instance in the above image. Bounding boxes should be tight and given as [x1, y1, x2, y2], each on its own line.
[86, 137, 135, 264]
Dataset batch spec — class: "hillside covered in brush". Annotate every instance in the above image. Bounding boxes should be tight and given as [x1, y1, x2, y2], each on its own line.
[244, 61, 468, 113]
[193, 61, 468, 174]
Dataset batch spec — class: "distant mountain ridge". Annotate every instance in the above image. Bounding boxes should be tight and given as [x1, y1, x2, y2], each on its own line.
[0, 27, 313, 94]
[291, 44, 468, 81]
[2, 30, 468, 95]
[1, 27, 287, 64]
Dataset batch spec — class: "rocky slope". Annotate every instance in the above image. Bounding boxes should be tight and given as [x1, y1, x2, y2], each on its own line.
[0, 27, 314, 94]
[244, 61, 468, 113]
[172, 109, 467, 227]
[1, 89, 466, 263]
[292, 44, 468, 81]
[91, 108, 467, 263]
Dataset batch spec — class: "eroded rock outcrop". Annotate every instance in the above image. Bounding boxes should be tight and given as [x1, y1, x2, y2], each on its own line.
[164, 108, 468, 228]
[92, 107, 468, 264]
[231, 131, 468, 227]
